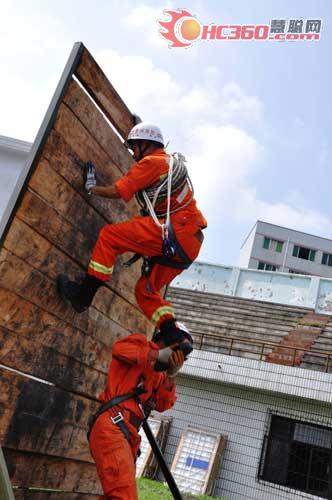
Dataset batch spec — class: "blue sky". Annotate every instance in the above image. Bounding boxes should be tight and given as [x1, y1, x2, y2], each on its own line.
[0, 0, 331, 266]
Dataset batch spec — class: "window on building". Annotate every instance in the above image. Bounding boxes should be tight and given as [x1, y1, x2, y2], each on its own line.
[322, 253, 332, 267]
[259, 415, 332, 498]
[262, 237, 283, 253]
[292, 245, 316, 262]
[276, 241, 283, 253]
[263, 237, 271, 249]
[258, 262, 277, 271]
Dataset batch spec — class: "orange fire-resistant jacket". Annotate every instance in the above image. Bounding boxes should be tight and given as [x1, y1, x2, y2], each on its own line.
[89, 334, 177, 499]
[98, 333, 177, 421]
[115, 148, 207, 228]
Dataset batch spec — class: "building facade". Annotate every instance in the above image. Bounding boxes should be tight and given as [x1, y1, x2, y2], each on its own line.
[158, 264, 332, 500]
[0, 135, 31, 218]
[240, 220, 332, 278]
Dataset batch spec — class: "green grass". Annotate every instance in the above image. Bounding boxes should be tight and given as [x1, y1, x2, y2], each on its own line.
[138, 478, 226, 499]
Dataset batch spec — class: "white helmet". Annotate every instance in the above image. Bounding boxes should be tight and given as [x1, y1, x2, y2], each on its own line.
[126, 122, 165, 147]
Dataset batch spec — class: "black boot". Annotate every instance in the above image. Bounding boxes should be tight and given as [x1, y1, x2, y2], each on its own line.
[57, 274, 103, 313]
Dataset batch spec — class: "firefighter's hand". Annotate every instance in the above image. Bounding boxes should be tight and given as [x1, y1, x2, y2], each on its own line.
[84, 161, 97, 194]
[167, 349, 185, 378]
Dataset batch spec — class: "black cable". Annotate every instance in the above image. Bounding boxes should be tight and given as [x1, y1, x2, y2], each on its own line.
[142, 420, 183, 500]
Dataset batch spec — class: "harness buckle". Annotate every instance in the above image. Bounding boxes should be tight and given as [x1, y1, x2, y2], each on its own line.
[111, 412, 124, 425]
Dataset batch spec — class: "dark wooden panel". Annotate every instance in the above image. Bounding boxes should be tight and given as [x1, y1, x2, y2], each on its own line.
[53, 102, 137, 215]
[17, 190, 90, 267]
[0, 288, 110, 373]
[14, 492, 99, 500]
[25, 166, 140, 308]
[0, 370, 96, 462]
[29, 157, 105, 240]
[4, 449, 101, 495]
[75, 48, 135, 139]
[0, 248, 151, 339]
[64, 79, 133, 176]
[0, 326, 106, 396]
[3, 218, 151, 333]
[42, 129, 127, 223]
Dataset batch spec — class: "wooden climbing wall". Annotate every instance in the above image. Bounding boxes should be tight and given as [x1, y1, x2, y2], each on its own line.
[0, 42, 154, 498]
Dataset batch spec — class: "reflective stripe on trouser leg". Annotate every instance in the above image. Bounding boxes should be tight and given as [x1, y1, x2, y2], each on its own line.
[151, 306, 175, 326]
[88, 259, 114, 280]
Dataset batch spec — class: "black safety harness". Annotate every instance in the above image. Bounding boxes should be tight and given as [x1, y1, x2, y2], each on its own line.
[87, 383, 147, 443]
[124, 220, 195, 278]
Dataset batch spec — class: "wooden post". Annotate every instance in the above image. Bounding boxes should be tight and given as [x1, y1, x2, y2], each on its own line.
[0, 447, 15, 500]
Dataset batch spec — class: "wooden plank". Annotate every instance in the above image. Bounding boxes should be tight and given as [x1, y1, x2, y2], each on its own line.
[4, 215, 152, 333]
[14, 190, 141, 314]
[0, 447, 15, 500]
[0, 369, 97, 462]
[0, 242, 129, 348]
[0, 288, 110, 373]
[4, 449, 101, 495]
[14, 492, 99, 500]
[53, 102, 138, 218]
[0, 248, 151, 339]
[75, 48, 135, 139]
[42, 129, 127, 224]
[25, 164, 140, 308]
[17, 190, 91, 267]
[0, 326, 106, 396]
[29, 158, 105, 241]
[3, 218, 151, 334]
[64, 79, 133, 176]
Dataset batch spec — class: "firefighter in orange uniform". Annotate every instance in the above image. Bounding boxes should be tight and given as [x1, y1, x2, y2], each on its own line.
[88, 327, 189, 499]
[57, 122, 207, 350]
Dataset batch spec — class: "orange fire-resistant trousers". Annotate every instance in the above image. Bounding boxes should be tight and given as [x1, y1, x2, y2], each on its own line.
[87, 215, 203, 327]
[89, 412, 140, 500]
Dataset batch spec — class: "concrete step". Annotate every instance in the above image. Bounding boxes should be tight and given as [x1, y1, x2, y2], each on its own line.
[177, 312, 296, 337]
[309, 338, 332, 351]
[169, 301, 309, 327]
[168, 287, 312, 315]
[170, 296, 303, 325]
[174, 307, 300, 332]
[300, 354, 332, 372]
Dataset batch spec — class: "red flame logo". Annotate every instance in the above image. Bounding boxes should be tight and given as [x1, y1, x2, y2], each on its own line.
[158, 9, 200, 48]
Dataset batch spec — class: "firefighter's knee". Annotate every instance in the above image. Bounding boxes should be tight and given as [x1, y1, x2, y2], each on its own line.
[99, 224, 114, 243]
[135, 277, 147, 304]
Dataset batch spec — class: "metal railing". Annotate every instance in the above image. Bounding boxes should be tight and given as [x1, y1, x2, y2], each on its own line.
[193, 331, 332, 373]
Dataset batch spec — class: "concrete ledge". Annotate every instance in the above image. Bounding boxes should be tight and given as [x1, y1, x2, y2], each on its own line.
[182, 350, 332, 404]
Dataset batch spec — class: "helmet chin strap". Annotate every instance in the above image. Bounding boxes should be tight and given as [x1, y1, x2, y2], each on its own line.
[137, 141, 150, 160]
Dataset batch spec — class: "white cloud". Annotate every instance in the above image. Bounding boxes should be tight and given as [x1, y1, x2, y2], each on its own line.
[187, 124, 263, 210]
[96, 50, 262, 124]
[96, 49, 181, 118]
[0, 2, 70, 141]
[220, 82, 263, 123]
[96, 48, 332, 245]
[126, 4, 175, 47]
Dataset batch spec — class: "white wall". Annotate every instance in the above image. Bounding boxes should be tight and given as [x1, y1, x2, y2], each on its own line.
[0, 136, 31, 219]
[160, 375, 332, 500]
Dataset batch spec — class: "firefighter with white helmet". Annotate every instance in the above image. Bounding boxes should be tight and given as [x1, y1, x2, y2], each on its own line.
[58, 118, 207, 355]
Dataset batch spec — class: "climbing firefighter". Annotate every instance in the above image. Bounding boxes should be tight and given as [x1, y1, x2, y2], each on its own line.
[88, 326, 190, 500]
[57, 121, 207, 350]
